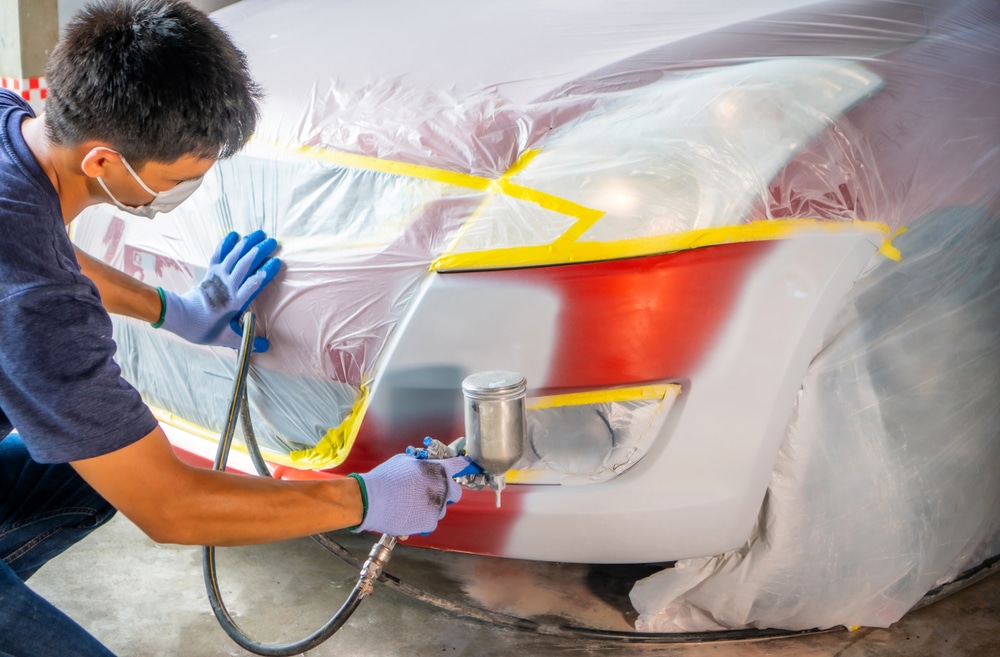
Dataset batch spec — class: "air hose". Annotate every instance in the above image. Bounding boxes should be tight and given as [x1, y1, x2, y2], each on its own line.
[203, 311, 396, 656]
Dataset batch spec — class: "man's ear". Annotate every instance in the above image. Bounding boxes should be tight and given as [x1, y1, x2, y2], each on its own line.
[80, 146, 121, 179]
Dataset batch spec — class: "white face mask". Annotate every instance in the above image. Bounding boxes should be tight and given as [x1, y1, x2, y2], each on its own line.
[97, 153, 204, 219]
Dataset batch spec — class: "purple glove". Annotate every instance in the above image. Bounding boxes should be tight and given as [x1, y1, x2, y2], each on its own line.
[349, 454, 470, 536]
[156, 230, 281, 352]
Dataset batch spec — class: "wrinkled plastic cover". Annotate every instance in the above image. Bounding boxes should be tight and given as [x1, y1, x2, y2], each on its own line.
[631, 207, 1000, 630]
[71, 51, 887, 465]
[67, 0, 1000, 630]
[514, 385, 681, 485]
[627, 1, 1000, 630]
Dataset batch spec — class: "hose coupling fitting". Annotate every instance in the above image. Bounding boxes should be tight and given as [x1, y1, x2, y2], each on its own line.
[357, 534, 397, 598]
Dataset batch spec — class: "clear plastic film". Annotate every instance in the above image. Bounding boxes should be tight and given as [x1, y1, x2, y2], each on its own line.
[626, 0, 1000, 631]
[72, 148, 483, 463]
[513, 385, 682, 485]
[67, 0, 999, 629]
[631, 205, 1000, 631]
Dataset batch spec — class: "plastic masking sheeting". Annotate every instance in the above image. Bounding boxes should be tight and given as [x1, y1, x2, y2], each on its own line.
[631, 206, 1000, 631]
[69, 52, 901, 467]
[67, 0, 999, 630]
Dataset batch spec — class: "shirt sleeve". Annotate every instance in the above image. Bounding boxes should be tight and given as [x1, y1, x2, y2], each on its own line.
[0, 283, 158, 463]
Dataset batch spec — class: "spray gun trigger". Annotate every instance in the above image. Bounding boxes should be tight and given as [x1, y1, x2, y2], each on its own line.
[453, 461, 485, 478]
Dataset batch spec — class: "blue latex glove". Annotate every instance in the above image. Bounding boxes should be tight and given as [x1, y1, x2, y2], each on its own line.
[350, 454, 471, 536]
[157, 230, 281, 352]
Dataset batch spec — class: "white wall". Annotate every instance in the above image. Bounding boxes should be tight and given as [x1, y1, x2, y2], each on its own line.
[58, 0, 241, 27]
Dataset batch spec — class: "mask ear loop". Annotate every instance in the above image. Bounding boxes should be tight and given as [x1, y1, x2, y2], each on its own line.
[95, 176, 128, 207]
[117, 154, 160, 197]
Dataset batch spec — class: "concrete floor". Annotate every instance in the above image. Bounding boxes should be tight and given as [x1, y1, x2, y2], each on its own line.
[27, 514, 1000, 656]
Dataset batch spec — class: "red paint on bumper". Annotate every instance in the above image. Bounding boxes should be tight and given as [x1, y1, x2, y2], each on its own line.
[463, 241, 773, 389]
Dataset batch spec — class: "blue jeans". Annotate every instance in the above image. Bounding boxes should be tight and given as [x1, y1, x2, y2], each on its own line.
[0, 434, 118, 657]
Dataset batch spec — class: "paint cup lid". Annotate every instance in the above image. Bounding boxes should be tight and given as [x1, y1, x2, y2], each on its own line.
[462, 371, 527, 401]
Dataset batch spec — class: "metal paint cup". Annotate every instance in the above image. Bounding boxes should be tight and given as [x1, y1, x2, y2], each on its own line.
[462, 371, 527, 479]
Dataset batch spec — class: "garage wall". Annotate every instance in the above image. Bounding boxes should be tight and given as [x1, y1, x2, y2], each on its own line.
[58, 0, 240, 26]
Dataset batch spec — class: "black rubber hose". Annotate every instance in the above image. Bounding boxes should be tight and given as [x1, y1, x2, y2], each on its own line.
[203, 542, 364, 656]
[202, 311, 370, 657]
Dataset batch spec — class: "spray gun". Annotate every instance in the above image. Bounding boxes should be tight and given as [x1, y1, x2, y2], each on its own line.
[207, 321, 529, 656]
[408, 370, 527, 508]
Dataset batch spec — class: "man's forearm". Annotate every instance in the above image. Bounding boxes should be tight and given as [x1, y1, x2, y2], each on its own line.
[71, 427, 365, 546]
[160, 467, 364, 546]
[74, 246, 162, 322]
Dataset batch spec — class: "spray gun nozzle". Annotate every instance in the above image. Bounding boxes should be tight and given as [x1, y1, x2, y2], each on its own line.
[492, 477, 505, 508]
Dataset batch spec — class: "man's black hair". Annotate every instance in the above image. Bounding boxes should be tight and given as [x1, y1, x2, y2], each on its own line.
[45, 0, 262, 165]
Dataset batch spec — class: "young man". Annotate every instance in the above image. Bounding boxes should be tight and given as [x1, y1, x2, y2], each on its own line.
[0, 1, 469, 654]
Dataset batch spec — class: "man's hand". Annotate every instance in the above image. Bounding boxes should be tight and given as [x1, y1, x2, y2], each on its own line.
[158, 230, 281, 352]
[351, 454, 471, 536]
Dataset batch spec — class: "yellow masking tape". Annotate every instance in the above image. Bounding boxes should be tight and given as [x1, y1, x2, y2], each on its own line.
[260, 140, 903, 272]
[289, 144, 492, 191]
[432, 218, 896, 271]
[495, 179, 606, 226]
[196, 142, 906, 471]
[151, 406, 217, 441]
[501, 148, 542, 179]
[260, 140, 607, 252]
[287, 386, 371, 469]
[151, 406, 303, 468]
[878, 226, 907, 261]
[507, 383, 682, 484]
[439, 149, 544, 256]
[288, 383, 683, 470]
[528, 383, 680, 411]
[152, 390, 370, 472]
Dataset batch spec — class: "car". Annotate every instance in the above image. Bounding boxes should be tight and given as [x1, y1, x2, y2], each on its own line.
[70, 0, 999, 631]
